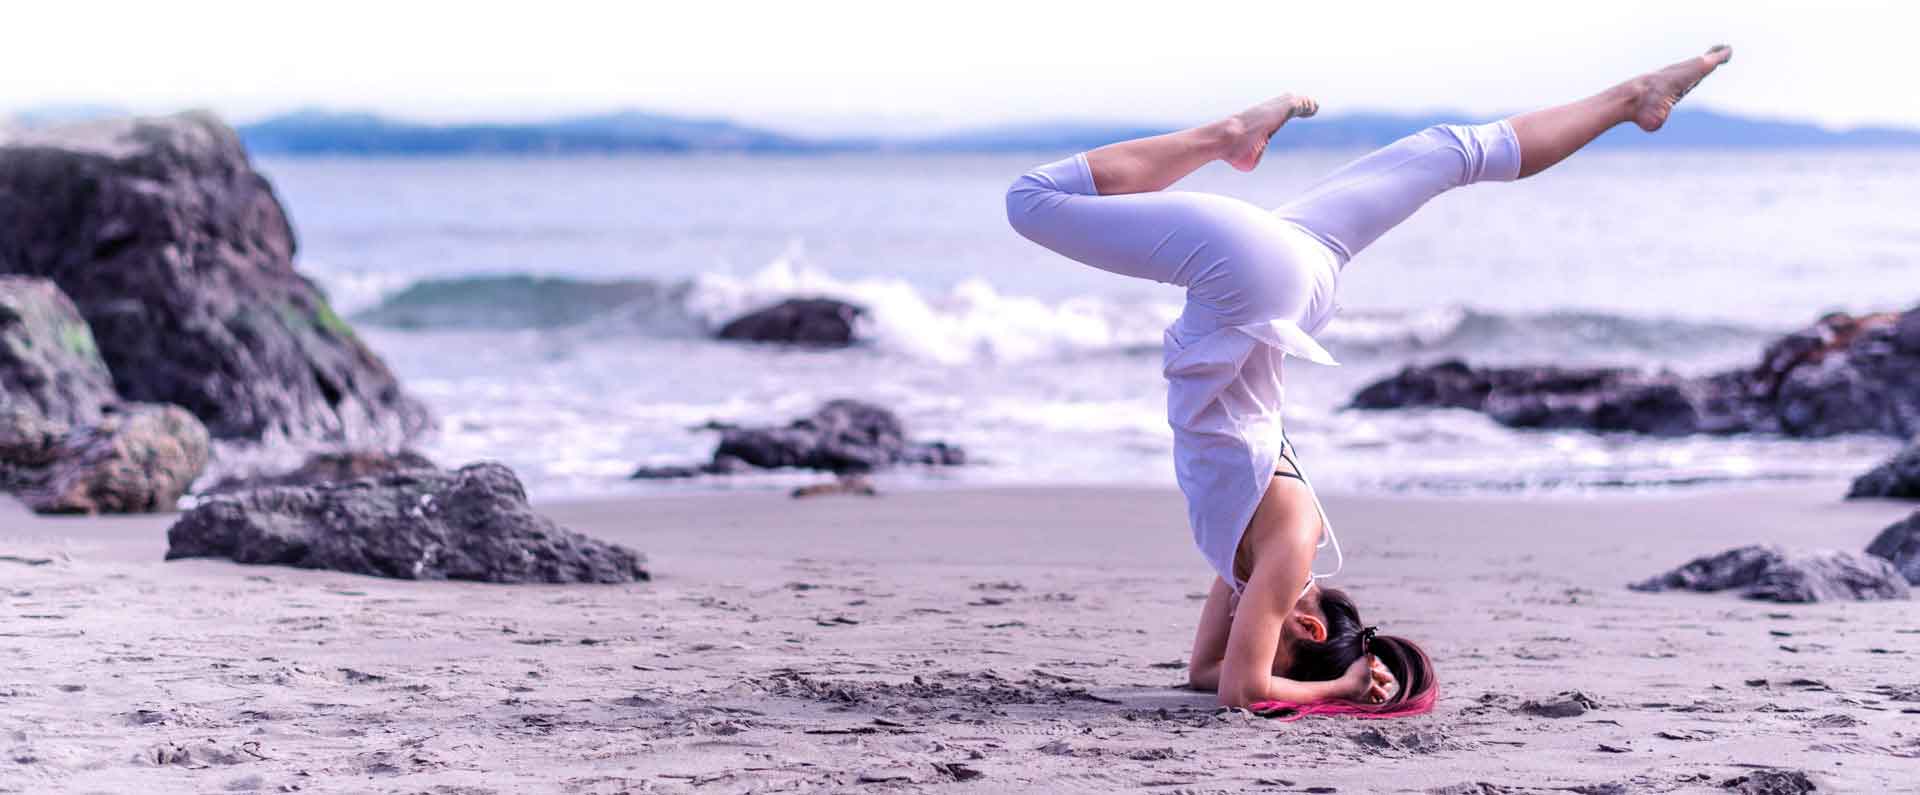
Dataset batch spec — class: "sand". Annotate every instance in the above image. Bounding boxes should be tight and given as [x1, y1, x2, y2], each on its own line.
[3, 484, 1917, 793]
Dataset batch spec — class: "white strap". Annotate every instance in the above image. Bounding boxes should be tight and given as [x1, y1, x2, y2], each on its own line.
[1287, 432, 1343, 602]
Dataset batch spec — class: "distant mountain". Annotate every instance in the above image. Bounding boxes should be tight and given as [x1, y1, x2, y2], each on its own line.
[229, 107, 1920, 156]
[907, 110, 1920, 152]
[239, 109, 828, 155]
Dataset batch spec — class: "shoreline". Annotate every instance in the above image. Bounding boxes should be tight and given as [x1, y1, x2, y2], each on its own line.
[6, 485, 1917, 792]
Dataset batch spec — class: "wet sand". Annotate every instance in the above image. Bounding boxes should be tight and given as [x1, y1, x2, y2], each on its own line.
[3, 484, 1917, 793]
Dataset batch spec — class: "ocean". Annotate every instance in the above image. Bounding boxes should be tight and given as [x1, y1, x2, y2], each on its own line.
[254, 148, 1919, 499]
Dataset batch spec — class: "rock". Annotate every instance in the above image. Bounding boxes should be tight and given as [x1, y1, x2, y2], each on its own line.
[1352, 360, 1741, 437]
[21, 404, 209, 514]
[716, 298, 864, 347]
[1630, 544, 1910, 603]
[1518, 691, 1600, 718]
[634, 400, 965, 479]
[166, 462, 647, 583]
[791, 475, 878, 499]
[0, 112, 429, 445]
[1847, 441, 1920, 499]
[0, 277, 116, 426]
[1866, 511, 1920, 585]
[1351, 307, 1920, 440]
[199, 449, 437, 495]
[1720, 770, 1817, 795]
[0, 408, 73, 480]
[630, 455, 752, 480]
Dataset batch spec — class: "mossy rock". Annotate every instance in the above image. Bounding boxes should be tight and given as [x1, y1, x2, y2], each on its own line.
[0, 277, 116, 426]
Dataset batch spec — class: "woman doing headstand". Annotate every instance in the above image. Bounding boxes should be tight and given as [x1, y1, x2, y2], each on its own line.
[1006, 46, 1733, 715]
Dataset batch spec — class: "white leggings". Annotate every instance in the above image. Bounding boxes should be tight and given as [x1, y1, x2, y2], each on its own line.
[1005, 120, 1523, 335]
[1004, 120, 1523, 591]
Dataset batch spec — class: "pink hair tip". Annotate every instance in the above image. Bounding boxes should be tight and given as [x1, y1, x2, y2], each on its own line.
[1245, 687, 1437, 722]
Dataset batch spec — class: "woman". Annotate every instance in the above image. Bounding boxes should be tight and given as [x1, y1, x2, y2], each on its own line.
[1006, 46, 1732, 714]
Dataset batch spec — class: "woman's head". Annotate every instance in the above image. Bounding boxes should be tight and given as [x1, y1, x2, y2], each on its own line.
[1269, 585, 1436, 719]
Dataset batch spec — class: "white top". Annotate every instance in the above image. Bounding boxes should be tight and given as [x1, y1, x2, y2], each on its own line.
[1164, 291, 1342, 593]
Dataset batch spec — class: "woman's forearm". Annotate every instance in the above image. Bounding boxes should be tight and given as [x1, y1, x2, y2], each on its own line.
[1218, 672, 1339, 707]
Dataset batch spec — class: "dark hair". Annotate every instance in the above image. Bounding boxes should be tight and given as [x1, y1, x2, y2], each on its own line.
[1281, 587, 1435, 714]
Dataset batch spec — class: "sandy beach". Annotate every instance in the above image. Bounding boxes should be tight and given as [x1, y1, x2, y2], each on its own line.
[4, 484, 1916, 793]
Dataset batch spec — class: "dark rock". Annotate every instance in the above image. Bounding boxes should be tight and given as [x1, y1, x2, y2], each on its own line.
[0, 278, 209, 513]
[1353, 360, 1740, 437]
[1847, 441, 1920, 499]
[716, 298, 864, 347]
[1351, 308, 1920, 440]
[791, 475, 878, 499]
[1720, 770, 1817, 795]
[633, 400, 965, 479]
[630, 455, 753, 480]
[1518, 691, 1600, 718]
[0, 277, 115, 426]
[200, 449, 437, 495]
[20, 404, 209, 514]
[0, 113, 429, 445]
[166, 462, 647, 583]
[1866, 511, 1920, 585]
[0, 408, 73, 478]
[1630, 544, 1910, 602]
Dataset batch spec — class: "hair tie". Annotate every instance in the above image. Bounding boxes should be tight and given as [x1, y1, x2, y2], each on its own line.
[1359, 626, 1378, 655]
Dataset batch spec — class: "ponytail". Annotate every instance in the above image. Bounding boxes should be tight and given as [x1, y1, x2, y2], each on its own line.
[1256, 588, 1437, 721]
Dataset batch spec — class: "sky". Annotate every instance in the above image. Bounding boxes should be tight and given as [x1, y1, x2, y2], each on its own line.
[5, 1, 1915, 135]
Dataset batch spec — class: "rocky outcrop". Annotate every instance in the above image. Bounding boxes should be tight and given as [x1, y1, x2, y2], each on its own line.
[1848, 442, 1920, 499]
[1630, 544, 1910, 603]
[199, 449, 436, 495]
[166, 462, 647, 584]
[18, 404, 209, 514]
[22, 403, 208, 514]
[1352, 309, 1920, 439]
[716, 298, 865, 347]
[0, 278, 209, 513]
[0, 112, 429, 446]
[1866, 512, 1920, 585]
[0, 277, 116, 426]
[632, 399, 965, 479]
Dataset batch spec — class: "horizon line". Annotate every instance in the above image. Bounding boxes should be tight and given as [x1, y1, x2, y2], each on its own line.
[10, 102, 1920, 141]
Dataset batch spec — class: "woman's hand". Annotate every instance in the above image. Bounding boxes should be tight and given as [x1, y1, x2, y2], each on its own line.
[1338, 655, 1396, 704]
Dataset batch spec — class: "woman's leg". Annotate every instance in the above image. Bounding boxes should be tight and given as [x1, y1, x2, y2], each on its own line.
[1084, 94, 1319, 195]
[1005, 102, 1322, 292]
[1511, 44, 1732, 177]
[1275, 45, 1733, 261]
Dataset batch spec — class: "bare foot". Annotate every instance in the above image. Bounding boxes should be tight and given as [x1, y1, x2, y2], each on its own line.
[1222, 94, 1319, 171]
[1632, 45, 1733, 132]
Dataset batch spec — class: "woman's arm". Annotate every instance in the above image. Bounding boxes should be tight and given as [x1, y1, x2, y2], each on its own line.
[1213, 483, 1369, 707]
[1186, 577, 1235, 691]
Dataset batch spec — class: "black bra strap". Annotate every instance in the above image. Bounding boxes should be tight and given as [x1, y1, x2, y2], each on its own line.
[1272, 433, 1305, 480]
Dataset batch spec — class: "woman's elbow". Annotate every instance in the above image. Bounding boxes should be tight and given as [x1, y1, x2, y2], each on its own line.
[1215, 687, 1258, 709]
[1213, 673, 1264, 707]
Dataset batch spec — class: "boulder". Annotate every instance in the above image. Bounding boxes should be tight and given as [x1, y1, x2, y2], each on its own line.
[0, 112, 429, 445]
[716, 298, 864, 347]
[20, 404, 210, 514]
[1629, 544, 1910, 603]
[1848, 442, 1920, 499]
[0, 277, 116, 426]
[1350, 307, 1920, 440]
[199, 449, 437, 495]
[1865, 511, 1920, 585]
[632, 399, 965, 479]
[0, 408, 72, 479]
[166, 462, 647, 583]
